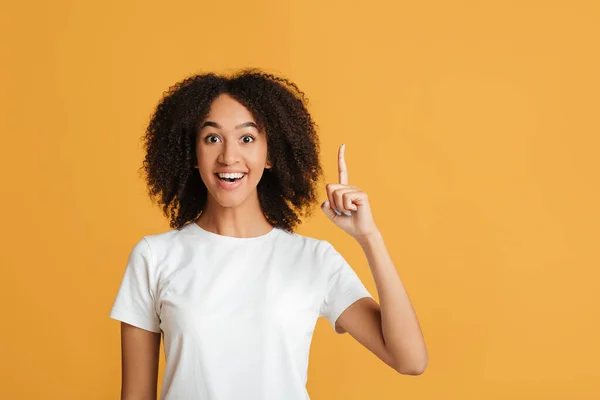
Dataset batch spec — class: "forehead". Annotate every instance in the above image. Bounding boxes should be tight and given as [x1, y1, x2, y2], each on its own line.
[202, 94, 256, 126]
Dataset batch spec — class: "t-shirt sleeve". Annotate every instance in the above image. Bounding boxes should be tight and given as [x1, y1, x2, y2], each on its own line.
[319, 242, 373, 334]
[109, 237, 161, 333]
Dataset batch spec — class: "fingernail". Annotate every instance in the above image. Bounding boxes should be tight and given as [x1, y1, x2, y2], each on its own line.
[334, 208, 342, 216]
[343, 211, 352, 216]
[322, 200, 329, 208]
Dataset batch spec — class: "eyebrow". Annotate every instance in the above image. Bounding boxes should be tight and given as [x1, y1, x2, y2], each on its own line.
[199, 121, 259, 130]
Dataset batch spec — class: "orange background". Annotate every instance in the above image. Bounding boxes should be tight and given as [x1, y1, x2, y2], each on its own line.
[1, 1, 599, 399]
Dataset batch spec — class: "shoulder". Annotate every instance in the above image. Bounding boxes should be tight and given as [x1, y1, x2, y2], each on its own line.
[142, 224, 186, 245]
[277, 229, 324, 248]
[277, 229, 341, 263]
[134, 223, 197, 260]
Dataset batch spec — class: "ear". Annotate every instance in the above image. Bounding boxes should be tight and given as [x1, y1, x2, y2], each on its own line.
[265, 159, 273, 169]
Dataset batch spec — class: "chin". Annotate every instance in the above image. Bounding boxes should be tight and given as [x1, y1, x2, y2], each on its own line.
[214, 198, 246, 209]
[202, 173, 260, 209]
[211, 189, 256, 209]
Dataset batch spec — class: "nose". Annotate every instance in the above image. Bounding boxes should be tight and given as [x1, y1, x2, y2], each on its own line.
[218, 139, 239, 165]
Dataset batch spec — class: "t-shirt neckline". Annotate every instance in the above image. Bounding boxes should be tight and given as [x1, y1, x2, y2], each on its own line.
[187, 221, 279, 243]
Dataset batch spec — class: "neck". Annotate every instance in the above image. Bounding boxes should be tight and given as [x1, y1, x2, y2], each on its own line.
[196, 194, 273, 238]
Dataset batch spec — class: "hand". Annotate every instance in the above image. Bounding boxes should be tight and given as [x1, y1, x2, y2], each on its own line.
[321, 144, 379, 240]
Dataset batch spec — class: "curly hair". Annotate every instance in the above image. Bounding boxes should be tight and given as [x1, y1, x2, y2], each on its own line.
[141, 69, 323, 232]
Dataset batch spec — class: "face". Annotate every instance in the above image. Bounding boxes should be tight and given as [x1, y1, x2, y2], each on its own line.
[195, 94, 271, 209]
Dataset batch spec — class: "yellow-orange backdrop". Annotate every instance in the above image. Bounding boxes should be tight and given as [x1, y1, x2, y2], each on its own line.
[1, 1, 598, 399]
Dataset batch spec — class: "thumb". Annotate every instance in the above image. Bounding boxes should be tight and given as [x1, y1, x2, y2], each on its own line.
[321, 200, 337, 220]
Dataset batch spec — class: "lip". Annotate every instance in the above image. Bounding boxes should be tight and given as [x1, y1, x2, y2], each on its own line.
[214, 173, 247, 191]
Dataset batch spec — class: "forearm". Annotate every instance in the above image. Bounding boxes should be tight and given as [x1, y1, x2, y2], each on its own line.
[357, 231, 428, 374]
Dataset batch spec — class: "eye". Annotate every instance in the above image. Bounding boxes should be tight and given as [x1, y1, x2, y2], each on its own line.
[205, 135, 221, 144]
[241, 135, 255, 144]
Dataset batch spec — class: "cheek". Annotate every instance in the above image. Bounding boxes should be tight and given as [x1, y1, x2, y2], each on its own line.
[195, 150, 213, 180]
[251, 142, 269, 164]
[197, 169, 212, 188]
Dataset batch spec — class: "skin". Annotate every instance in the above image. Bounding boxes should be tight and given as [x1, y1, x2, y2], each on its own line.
[119, 94, 428, 399]
[192, 94, 273, 237]
[322, 144, 429, 374]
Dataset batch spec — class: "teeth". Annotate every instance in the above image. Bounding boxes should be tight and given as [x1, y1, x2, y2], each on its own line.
[217, 172, 245, 179]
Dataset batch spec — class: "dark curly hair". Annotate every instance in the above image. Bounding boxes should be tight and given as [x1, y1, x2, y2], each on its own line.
[141, 69, 323, 232]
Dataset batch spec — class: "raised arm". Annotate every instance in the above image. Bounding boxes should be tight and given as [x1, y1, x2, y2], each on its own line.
[322, 144, 428, 375]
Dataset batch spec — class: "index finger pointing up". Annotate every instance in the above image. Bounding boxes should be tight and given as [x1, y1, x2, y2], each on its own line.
[338, 143, 348, 185]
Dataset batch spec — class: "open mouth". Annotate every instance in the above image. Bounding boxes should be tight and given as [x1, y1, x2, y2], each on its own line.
[215, 172, 247, 184]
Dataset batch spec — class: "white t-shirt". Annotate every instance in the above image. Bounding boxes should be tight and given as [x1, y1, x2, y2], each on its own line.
[109, 222, 373, 400]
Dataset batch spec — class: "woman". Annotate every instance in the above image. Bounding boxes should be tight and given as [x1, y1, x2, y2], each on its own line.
[110, 69, 428, 400]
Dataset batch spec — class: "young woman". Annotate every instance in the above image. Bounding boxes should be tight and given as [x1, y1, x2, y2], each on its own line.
[109, 69, 428, 400]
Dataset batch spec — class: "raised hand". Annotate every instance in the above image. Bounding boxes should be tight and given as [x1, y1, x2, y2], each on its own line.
[321, 144, 379, 239]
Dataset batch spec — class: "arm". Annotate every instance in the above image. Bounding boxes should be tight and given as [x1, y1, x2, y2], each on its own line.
[324, 143, 428, 375]
[336, 231, 428, 375]
[120, 322, 161, 400]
